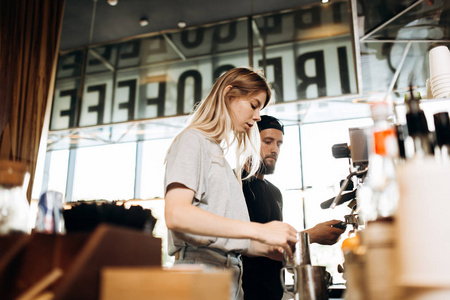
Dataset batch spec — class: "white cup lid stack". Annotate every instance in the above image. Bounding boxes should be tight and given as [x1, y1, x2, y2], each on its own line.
[428, 46, 450, 99]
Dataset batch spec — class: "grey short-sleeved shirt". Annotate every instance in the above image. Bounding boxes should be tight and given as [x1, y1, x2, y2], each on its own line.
[164, 129, 250, 255]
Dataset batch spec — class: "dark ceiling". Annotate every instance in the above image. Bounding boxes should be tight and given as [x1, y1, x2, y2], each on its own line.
[60, 0, 320, 51]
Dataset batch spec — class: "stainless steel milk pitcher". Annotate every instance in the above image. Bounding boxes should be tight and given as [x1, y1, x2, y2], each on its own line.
[281, 232, 330, 300]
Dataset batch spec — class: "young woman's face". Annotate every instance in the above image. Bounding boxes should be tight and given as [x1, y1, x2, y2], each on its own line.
[229, 90, 266, 133]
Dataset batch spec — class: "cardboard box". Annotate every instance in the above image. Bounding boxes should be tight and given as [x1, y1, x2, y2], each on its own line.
[101, 266, 231, 300]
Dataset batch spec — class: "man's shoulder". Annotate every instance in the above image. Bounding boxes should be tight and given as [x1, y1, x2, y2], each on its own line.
[264, 179, 281, 192]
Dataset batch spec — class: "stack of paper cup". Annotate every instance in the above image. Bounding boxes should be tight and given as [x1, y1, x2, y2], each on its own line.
[429, 46, 450, 99]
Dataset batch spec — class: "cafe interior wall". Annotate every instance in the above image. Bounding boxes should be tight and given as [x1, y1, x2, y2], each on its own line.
[30, 0, 450, 270]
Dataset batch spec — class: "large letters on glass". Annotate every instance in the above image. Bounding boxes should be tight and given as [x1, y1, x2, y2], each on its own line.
[51, 1, 356, 130]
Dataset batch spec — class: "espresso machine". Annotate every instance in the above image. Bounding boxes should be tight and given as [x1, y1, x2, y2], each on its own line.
[321, 127, 369, 232]
[281, 127, 370, 300]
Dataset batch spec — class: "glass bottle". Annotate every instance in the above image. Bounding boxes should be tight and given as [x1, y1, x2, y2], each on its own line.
[433, 112, 450, 164]
[358, 102, 399, 223]
[0, 160, 31, 234]
[395, 124, 408, 162]
[358, 102, 400, 300]
[404, 91, 433, 159]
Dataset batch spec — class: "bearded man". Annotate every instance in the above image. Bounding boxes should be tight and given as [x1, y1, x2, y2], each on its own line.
[241, 115, 345, 300]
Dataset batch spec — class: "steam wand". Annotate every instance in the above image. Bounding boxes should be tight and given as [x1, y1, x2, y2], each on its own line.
[330, 168, 367, 209]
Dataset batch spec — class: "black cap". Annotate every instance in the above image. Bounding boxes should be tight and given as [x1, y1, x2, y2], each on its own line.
[406, 110, 429, 136]
[434, 112, 450, 147]
[257, 115, 284, 134]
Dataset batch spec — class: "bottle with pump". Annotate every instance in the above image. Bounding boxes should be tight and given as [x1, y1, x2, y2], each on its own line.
[357, 101, 400, 300]
[433, 112, 450, 164]
[358, 102, 399, 223]
[404, 90, 433, 159]
[395, 124, 408, 162]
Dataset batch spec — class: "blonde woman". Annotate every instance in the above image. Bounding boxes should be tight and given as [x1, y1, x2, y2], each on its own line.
[164, 67, 297, 300]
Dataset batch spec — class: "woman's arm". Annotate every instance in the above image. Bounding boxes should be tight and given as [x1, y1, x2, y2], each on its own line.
[165, 183, 297, 256]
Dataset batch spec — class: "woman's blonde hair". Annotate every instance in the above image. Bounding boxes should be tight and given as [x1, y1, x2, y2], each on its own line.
[171, 67, 271, 181]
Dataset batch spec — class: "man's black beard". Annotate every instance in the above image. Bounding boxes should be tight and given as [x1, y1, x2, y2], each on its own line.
[258, 159, 276, 175]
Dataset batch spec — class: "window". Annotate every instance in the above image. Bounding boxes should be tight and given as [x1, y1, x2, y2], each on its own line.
[44, 149, 70, 196]
[263, 125, 304, 229]
[71, 143, 136, 201]
[138, 138, 173, 199]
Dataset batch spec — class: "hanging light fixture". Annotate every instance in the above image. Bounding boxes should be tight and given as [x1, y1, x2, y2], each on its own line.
[139, 17, 149, 27]
[107, 0, 118, 6]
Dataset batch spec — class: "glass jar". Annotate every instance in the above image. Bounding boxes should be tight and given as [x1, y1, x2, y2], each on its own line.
[0, 160, 31, 234]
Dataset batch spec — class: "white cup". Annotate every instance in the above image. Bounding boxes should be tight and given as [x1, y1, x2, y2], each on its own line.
[431, 86, 450, 94]
[430, 82, 450, 91]
[396, 159, 450, 288]
[433, 91, 450, 99]
[429, 74, 450, 86]
[429, 46, 450, 78]
[430, 71, 450, 80]
[430, 83, 450, 97]
[429, 77, 450, 98]
[430, 83, 450, 96]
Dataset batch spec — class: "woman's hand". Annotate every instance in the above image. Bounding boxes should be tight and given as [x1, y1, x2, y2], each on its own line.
[265, 245, 285, 261]
[247, 241, 285, 261]
[249, 221, 297, 258]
